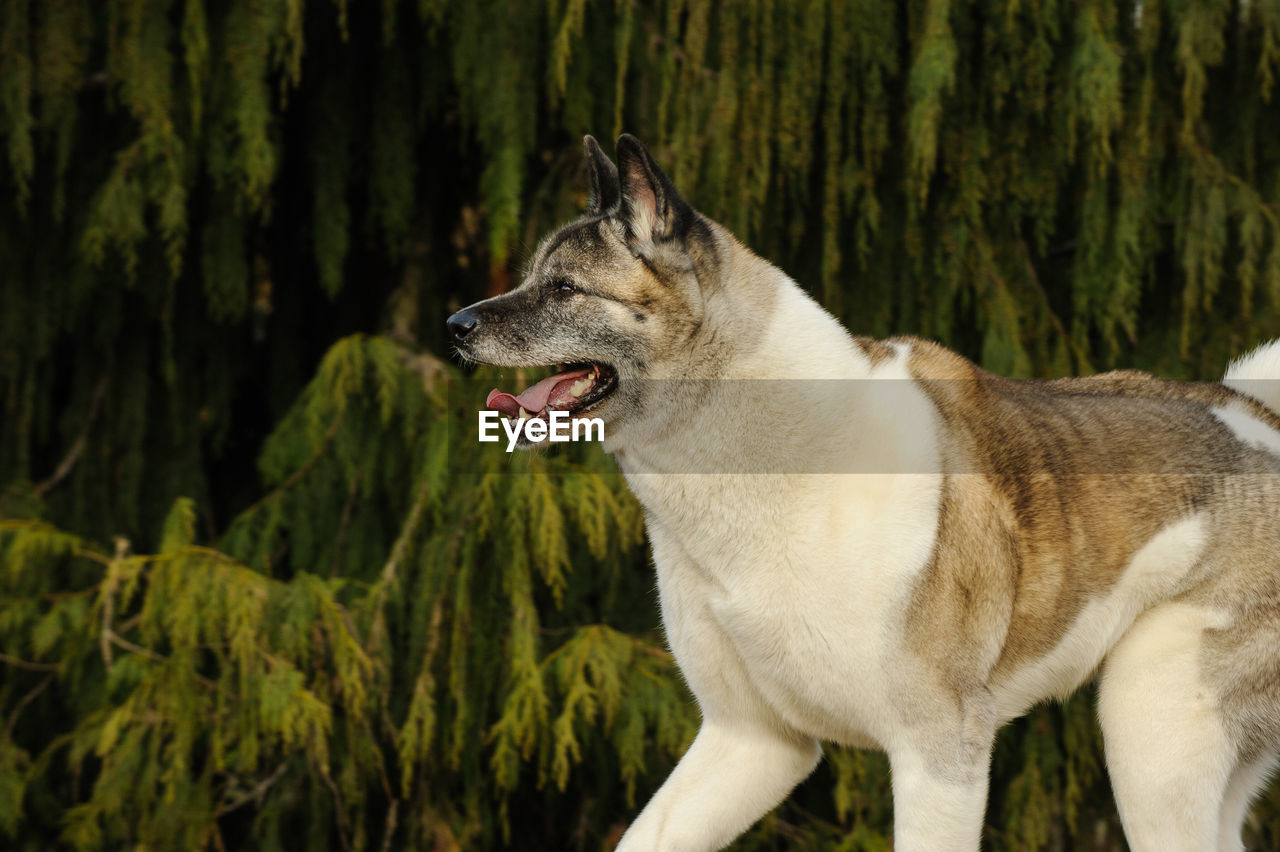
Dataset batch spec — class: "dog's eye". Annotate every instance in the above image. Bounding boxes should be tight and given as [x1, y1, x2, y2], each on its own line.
[551, 280, 577, 296]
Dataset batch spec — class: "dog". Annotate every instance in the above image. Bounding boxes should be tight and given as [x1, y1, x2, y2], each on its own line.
[447, 134, 1280, 851]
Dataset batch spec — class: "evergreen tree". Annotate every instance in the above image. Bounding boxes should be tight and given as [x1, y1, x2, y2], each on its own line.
[1, 1, 1278, 849]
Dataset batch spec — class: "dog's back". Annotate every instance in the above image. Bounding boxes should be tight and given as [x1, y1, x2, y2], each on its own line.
[893, 339, 1280, 740]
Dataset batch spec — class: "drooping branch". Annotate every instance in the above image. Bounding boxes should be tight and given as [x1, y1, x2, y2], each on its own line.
[33, 373, 108, 499]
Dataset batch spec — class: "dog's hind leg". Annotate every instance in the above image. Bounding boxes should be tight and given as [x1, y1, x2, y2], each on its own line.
[1217, 752, 1278, 852]
[1097, 603, 1237, 852]
[614, 719, 820, 852]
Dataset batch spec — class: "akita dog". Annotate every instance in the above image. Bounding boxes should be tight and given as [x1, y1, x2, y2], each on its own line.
[447, 135, 1280, 851]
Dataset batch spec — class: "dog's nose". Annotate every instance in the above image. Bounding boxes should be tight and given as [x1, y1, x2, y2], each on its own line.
[447, 308, 478, 342]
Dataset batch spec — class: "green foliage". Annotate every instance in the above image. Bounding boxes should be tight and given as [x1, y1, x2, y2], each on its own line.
[1, 0, 1279, 849]
[2, 337, 688, 850]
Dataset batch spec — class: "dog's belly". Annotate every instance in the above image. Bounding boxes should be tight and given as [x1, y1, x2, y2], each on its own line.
[653, 477, 1226, 748]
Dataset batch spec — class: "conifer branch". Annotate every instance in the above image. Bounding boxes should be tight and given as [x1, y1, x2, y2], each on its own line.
[1015, 228, 1095, 374]
[396, 347, 449, 393]
[380, 798, 399, 852]
[1187, 141, 1280, 229]
[319, 767, 355, 852]
[214, 761, 290, 817]
[328, 471, 361, 578]
[378, 471, 431, 593]
[5, 673, 55, 738]
[102, 631, 217, 690]
[397, 529, 458, 743]
[33, 374, 108, 499]
[98, 537, 129, 672]
[102, 629, 155, 663]
[238, 415, 345, 519]
[73, 547, 112, 566]
[366, 468, 435, 659]
[0, 652, 62, 672]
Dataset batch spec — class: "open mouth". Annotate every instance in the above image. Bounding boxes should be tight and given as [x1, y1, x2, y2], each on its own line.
[485, 362, 619, 420]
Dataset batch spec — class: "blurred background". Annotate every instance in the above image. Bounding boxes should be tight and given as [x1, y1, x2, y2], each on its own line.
[1, 1, 1279, 849]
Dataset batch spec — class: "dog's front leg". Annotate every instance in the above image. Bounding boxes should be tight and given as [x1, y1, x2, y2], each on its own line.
[616, 718, 820, 852]
[887, 731, 994, 852]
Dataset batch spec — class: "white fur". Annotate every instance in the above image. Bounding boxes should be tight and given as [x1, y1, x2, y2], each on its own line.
[1218, 755, 1279, 852]
[991, 513, 1209, 721]
[889, 747, 991, 851]
[1097, 604, 1237, 852]
[616, 283, 953, 851]
[1223, 338, 1280, 413]
[617, 718, 821, 852]
[1211, 404, 1280, 458]
[613, 280, 1273, 852]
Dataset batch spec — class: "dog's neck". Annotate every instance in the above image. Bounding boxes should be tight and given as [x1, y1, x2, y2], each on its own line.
[604, 259, 947, 581]
[607, 271, 935, 477]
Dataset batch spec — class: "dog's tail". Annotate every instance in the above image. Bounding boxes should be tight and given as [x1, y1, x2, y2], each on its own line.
[1223, 339, 1280, 414]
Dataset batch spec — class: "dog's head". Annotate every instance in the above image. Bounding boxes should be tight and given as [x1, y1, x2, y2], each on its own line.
[447, 135, 722, 439]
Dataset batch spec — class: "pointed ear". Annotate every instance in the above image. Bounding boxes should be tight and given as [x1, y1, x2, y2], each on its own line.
[583, 135, 620, 215]
[614, 134, 692, 251]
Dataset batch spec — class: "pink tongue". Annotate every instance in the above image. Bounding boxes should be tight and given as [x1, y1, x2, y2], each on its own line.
[486, 367, 593, 417]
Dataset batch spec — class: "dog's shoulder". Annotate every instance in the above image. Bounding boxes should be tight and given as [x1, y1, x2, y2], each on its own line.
[849, 334, 982, 380]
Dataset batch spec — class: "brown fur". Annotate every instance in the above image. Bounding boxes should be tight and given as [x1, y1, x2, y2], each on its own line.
[902, 337, 1280, 690]
[852, 336, 898, 367]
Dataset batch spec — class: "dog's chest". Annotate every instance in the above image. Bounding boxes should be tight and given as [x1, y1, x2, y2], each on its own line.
[644, 474, 942, 746]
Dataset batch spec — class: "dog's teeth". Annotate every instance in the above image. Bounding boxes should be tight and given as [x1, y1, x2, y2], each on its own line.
[519, 407, 533, 419]
[569, 376, 594, 396]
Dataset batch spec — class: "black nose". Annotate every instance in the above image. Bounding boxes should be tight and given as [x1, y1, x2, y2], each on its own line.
[447, 308, 478, 342]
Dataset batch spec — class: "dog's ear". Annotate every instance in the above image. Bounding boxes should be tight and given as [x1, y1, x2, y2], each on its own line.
[583, 135, 620, 215]
[615, 134, 692, 253]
